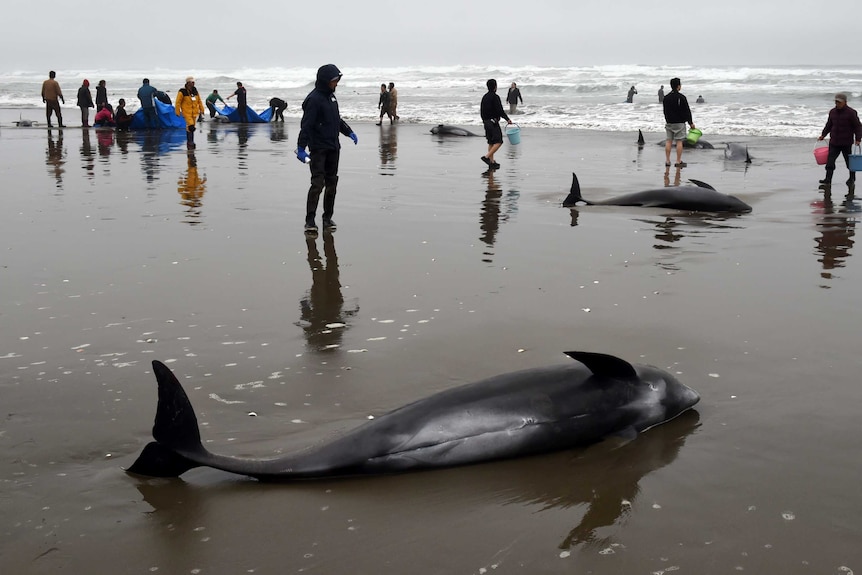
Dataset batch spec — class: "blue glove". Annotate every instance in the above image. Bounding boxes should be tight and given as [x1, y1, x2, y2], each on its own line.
[349, 132, 358, 145]
[296, 147, 310, 163]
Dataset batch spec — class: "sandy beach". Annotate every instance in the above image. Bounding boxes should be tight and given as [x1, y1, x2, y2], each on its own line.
[1, 118, 860, 574]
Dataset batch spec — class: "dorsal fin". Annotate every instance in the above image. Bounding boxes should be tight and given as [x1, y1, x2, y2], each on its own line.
[687, 178, 715, 191]
[564, 351, 638, 379]
[637, 129, 645, 145]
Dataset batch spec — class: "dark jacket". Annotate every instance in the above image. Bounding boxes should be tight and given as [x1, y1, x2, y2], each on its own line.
[663, 90, 692, 124]
[821, 105, 862, 146]
[96, 85, 108, 109]
[506, 87, 522, 105]
[480, 91, 510, 123]
[297, 64, 354, 151]
[378, 90, 391, 111]
[77, 86, 94, 108]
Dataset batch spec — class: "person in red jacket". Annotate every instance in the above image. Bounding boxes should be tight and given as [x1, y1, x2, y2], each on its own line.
[818, 93, 862, 188]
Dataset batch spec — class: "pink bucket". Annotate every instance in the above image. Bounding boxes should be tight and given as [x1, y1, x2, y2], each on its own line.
[814, 146, 829, 165]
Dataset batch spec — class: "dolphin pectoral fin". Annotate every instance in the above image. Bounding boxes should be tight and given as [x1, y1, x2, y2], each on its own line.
[126, 441, 200, 478]
[687, 179, 716, 191]
[562, 173, 586, 207]
[563, 351, 638, 379]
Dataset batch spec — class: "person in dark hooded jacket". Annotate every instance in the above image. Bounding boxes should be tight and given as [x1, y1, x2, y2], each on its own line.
[296, 64, 358, 233]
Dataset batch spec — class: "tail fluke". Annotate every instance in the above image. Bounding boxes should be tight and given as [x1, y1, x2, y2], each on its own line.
[126, 361, 207, 478]
[562, 173, 585, 207]
[127, 441, 200, 477]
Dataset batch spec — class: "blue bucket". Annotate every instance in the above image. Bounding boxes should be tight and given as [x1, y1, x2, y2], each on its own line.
[506, 124, 521, 145]
[850, 145, 862, 172]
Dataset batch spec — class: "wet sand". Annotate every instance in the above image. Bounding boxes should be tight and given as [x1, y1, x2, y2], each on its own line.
[1, 119, 860, 574]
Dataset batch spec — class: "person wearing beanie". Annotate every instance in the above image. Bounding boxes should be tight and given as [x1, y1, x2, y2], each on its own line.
[175, 77, 205, 149]
[77, 79, 94, 127]
[818, 93, 862, 188]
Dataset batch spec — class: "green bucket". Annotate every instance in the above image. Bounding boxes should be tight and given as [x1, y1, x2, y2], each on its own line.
[686, 128, 703, 145]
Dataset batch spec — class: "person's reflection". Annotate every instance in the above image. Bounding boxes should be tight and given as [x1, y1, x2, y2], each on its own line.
[45, 128, 66, 188]
[480, 169, 503, 263]
[812, 191, 858, 284]
[379, 125, 397, 175]
[237, 123, 250, 171]
[298, 233, 359, 352]
[96, 129, 114, 160]
[663, 164, 682, 187]
[140, 130, 161, 185]
[270, 122, 287, 142]
[80, 128, 95, 179]
[177, 152, 207, 226]
[116, 130, 132, 156]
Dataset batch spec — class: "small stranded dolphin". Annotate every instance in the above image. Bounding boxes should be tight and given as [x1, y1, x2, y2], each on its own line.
[724, 143, 752, 163]
[562, 173, 752, 213]
[430, 124, 479, 136]
[127, 354, 700, 482]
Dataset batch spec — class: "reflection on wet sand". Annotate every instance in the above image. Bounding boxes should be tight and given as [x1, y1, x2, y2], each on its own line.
[298, 233, 359, 352]
[80, 128, 95, 179]
[663, 164, 682, 187]
[45, 129, 65, 188]
[378, 124, 397, 175]
[479, 170, 519, 263]
[137, 130, 188, 186]
[463, 410, 700, 550]
[177, 152, 207, 226]
[634, 213, 745, 272]
[96, 128, 114, 160]
[811, 189, 859, 285]
[270, 122, 287, 143]
[236, 124, 250, 172]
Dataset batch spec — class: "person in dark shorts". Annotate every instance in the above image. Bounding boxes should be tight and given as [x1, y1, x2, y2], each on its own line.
[817, 93, 862, 188]
[227, 81, 249, 123]
[269, 97, 287, 122]
[480, 78, 512, 170]
[376, 83, 392, 125]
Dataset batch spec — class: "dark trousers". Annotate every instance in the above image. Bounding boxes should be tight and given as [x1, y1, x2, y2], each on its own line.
[306, 148, 340, 224]
[143, 107, 158, 128]
[237, 105, 248, 123]
[825, 143, 855, 181]
[271, 104, 286, 121]
[206, 101, 218, 118]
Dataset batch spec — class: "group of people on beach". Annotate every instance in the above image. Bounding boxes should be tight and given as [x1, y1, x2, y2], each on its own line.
[376, 82, 399, 125]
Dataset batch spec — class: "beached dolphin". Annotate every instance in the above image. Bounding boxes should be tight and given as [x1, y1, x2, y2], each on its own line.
[127, 354, 700, 481]
[724, 143, 752, 163]
[655, 139, 715, 150]
[430, 124, 479, 136]
[562, 173, 752, 213]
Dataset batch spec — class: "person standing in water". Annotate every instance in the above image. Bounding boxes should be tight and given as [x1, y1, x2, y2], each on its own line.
[626, 85, 637, 103]
[658, 85, 665, 103]
[506, 82, 523, 114]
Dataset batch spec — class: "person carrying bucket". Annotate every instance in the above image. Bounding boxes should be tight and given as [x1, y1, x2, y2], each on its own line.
[817, 93, 862, 189]
[480, 78, 512, 170]
[662, 77, 695, 168]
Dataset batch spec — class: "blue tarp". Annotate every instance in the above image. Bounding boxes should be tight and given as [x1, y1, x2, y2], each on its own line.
[130, 100, 186, 130]
[217, 105, 273, 123]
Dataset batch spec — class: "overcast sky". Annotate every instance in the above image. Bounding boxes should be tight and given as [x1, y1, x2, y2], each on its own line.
[3, 0, 858, 71]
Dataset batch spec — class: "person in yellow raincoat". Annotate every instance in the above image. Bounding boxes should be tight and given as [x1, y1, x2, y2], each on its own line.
[175, 77, 205, 149]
